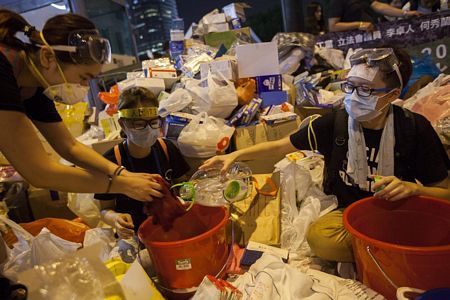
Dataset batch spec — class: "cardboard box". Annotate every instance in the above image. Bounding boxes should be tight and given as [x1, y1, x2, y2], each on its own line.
[203, 13, 227, 24]
[28, 187, 76, 220]
[223, 3, 250, 22]
[200, 59, 237, 80]
[233, 117, 301, 150]
[236, 42, 279, 78]
[295, 106, 334, 120]
[90, 138, 123, 155]
[206, 22, 230, 33]
[256, 74, 282, 94]
[204, 27, 251, 49]
[260, 91, 288, 108]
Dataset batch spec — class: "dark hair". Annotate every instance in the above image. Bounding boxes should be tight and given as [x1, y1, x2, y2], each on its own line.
[0, 9, 96, 64]
[305, 2, 324, 35]
[383, 48, 412, 89]
[118, 87, 158, 111]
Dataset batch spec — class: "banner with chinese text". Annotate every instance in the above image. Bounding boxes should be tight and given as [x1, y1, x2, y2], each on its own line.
[317, 11, 450, 73]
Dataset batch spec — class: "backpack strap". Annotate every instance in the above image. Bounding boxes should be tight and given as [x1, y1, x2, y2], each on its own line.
[323, 109, 348, 194]
[157, 138, 170, 162]
[393, 106, 416, 180]
[114, 143, 122, 166]
[114, 139, 170, 168]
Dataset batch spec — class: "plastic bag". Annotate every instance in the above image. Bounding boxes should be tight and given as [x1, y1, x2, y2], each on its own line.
[275, 152, 337, 253]
[158, 88, 193, 117]
[2, 182, 33, 223]
[401, 53, 440, 99]
[67, 193, 101, 228]
[83, 228, 115, 262]
[178, 112, 235, 158]
[1, 216, 81, 279]
[185, 71, 238, 119]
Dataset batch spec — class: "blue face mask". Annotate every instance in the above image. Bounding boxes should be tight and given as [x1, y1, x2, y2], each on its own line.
[344, 92, 383, 122]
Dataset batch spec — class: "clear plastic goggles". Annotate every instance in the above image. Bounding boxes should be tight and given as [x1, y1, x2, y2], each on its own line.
[50, 30, 111, 64]
[349, 48, 403, 88]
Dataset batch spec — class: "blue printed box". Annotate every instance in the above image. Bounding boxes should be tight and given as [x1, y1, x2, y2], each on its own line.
[256, 74, 282, 94]
[260, 91, 288, 108]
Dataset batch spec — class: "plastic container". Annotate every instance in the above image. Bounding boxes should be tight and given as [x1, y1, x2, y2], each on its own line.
[138, 204, 229, 290]
[343, 196, 450, 300]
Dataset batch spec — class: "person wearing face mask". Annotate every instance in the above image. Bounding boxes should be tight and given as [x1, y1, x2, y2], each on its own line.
[94, 87, 190, 238]
[200, 48, 450, 265]
[0, 9, 164, 202]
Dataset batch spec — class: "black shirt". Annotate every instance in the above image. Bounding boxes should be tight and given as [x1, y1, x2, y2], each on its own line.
[329, 0, 379, 23]
[94, 139, 190, 230]
[0, 49, 62, 123]
[290, 108, 449, 208]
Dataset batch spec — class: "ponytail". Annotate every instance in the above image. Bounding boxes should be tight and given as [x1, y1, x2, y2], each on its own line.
[0, 9, 41, 50]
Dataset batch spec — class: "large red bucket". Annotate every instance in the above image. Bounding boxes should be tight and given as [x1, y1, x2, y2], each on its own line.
[138, 204, 229, 290]
[343, 196, 450, 300]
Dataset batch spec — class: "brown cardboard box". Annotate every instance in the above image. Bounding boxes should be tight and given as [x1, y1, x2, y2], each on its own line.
[295, 106, 333, 120]
[233, 117, 301, 150]
[91, 138, 123, 155]
[28, 187, 76, 220]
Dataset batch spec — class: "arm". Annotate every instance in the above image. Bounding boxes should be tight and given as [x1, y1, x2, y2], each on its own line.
[328, 17, 373, 32]
[373, 175, 450, 201]
[371, 1, 420, 17]
[33, 121, 121, 175]
[200, 136, 298, 173]
[0, 111, 162, 201]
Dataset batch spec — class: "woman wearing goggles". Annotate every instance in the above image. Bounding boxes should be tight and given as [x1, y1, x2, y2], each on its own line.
[0, 9, 162, 202]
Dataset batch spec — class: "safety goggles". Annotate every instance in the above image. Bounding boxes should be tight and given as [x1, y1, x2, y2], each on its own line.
[50, 30, 111, 64]
[341, 82, 392, 98]
[349, 48, 403, 89]
[122, 118, 161, 130]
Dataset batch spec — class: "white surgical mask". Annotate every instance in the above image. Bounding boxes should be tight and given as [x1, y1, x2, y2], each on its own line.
[43, 83, 89, 105]
[124, 126, 159, 149]
[345, 91, 392, 122]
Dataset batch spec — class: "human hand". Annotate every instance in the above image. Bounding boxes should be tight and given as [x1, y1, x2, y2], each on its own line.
[359, 22, 374, 31]
[200, 153, 238, 174]
[117, 174, 164, 202]
[404, 10, 421, 17]
[372, 175, 420, 201]
[114, 213, 135, 239]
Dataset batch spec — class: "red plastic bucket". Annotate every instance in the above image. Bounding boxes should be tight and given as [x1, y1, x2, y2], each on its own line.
[343, 196, 450, 300]
[138, 204, 229, 290]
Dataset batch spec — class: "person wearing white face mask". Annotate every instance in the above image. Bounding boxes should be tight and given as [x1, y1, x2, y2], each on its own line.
[94, 87, 190, 239]
[201, 48, 450, 264]
[0, 10, 165, 202]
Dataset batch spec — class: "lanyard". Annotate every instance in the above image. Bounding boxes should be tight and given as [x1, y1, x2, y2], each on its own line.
[123, 141, 163, 176]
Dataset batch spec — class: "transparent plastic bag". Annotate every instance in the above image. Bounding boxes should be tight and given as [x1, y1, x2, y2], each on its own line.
[67, 193, 101, 228]
[158, 88, 193, 117]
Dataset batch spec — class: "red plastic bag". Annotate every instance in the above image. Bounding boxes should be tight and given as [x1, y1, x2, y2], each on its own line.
[98, 84, 119, 105]
[144, 178, 186, 231]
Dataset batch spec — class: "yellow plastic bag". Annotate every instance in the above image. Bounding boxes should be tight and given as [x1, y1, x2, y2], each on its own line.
[55, 102, 88, 137]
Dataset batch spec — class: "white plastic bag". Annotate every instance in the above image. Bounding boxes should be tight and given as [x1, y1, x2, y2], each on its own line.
[185, 71, 238, 119]
[1, 216, 81, 279]
[83, 228, 115, 262]
[67, 193, 101, 228]
[275, 152, 337, 253]
[158, 88, 193, 117]
[178, 112, 235, 158]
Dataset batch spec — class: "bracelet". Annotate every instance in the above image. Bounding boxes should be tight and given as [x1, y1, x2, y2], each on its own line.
[106, 174, 114, 193]
[359, 21, 364, 29]
[117, 167, 126, 176]
[113, 166, 125, 176]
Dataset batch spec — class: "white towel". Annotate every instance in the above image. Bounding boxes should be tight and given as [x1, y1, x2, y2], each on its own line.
[346, 106, 395, 190]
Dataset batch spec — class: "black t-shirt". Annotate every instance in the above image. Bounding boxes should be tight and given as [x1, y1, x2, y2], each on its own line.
[329, 0, 379, 23]
[0, 49, 62, 123]
[94, 139, 190, 230]
[290, 108, 449, 208]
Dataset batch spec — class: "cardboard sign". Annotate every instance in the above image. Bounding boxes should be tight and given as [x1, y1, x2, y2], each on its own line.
[236, 42, 280, 78]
